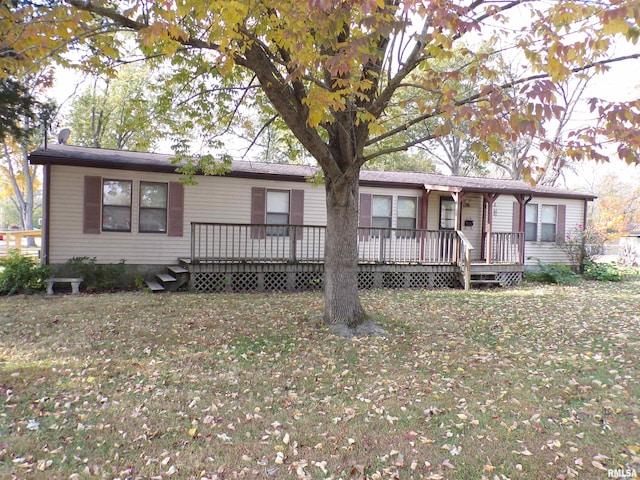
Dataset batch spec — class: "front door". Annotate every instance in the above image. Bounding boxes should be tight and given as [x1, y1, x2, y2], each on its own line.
[439, 197, 456, 261]
[439, 197, 455, 230]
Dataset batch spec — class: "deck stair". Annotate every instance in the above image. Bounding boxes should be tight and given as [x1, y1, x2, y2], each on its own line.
[468, 264, 502, 288]
[146, 265, 190, 293]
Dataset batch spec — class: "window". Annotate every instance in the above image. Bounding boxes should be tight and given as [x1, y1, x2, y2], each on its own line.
[102, 180, 132, 232]
[139, 182, 168, 233]
[525, 204, 538, 241]
[439, 197, 455, 230]
[397, 197, 417, 238]
[251, 187, 303, 240]
[524, 203, 563, 243]
[372, 195, 392, 237]
[541, 204, 557, 242]
[266, 190, 290, 236]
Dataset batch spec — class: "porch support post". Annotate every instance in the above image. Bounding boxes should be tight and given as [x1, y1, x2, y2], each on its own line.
[451, 191, 466, 231]
[451, 191, 466, 264]
[482, 193, 500, 264]
[515, 194, 533, 264]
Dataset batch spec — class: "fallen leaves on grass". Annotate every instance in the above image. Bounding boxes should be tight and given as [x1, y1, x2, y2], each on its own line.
[0, 281, 639, 478]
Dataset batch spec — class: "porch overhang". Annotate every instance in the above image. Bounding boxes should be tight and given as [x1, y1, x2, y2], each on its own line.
[423, 183, 532, 197]
[422, 182, 596, 201]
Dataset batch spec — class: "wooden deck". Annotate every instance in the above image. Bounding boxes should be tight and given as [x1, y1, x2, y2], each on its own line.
[183, 223, 524, 292]
[0, 230, 42, 260]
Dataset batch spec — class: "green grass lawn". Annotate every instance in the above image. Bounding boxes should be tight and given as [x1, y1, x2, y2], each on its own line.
[1, 281, 639, 479]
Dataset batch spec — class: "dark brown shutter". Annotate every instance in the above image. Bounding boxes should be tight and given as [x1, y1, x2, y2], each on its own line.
[290, 189, 304, 239]
[556, 204, 566, 245]
[251, 187, 266, 239]
[359, 193, 372, 240]
[83, 176, 101, 234]
[420, 191, 429, 230]
[415, 196, 422, 230]
[167, 181, 184, 237]
[512, 202, 521, 232]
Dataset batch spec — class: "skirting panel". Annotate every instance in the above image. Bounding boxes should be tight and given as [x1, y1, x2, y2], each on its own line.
[189, 263, 462, 293]
[497, 271, 523, 286]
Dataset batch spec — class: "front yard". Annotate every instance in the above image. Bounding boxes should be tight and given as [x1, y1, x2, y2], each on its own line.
[1, 281, 639, 479]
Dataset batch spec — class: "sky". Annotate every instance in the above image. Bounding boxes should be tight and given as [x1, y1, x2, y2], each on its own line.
[563, 54, 640, 192]
[46, 5, 640, 194]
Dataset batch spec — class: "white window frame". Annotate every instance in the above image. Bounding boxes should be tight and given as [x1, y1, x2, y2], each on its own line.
[266, 189, 290, 237]
[540, 204, 558, 243]
[397, 196, 418, 238]
[102, 179, 132, 232]
[139, 181, 168, 234]
[525, 203, 538, 242]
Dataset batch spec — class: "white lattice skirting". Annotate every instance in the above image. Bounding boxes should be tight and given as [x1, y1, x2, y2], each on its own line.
[187, 265, 493, 293]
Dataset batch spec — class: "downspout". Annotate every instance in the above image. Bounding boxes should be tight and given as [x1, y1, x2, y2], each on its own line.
[42, 162, 50, 265]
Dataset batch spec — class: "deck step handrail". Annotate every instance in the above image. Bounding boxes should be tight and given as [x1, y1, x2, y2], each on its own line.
[456, 231, 474, 290]
[190, 222, 459, 265]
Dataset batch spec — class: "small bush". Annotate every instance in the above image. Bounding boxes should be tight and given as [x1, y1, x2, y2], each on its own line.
[0, 250, 52, 295]
[562, 226, 605, 274]
[65, 257, 126, 292]
[583, 260, 626, 282]
[526, 260, 578, 285]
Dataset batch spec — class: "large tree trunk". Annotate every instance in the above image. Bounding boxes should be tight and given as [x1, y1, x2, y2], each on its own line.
[323, 168, 385, 338]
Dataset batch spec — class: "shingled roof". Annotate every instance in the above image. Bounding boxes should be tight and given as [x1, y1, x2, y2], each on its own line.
[29, 144, 595, 200]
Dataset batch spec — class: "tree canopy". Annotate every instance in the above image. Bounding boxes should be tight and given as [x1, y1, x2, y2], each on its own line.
[0, 78, 37, 141]
[67, 64, 164, 151]
[3, 0, 640, 332]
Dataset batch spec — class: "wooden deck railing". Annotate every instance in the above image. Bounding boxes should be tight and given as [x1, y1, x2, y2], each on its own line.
[487, 232, 524, 264]
[190, 223, 524, 266]
[0, 229, 41, 259]
[357, 228, 457, 264]
[190, 223, 458, 265]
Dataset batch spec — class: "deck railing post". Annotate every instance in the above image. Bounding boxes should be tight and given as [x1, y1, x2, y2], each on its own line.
[290, 225, 298, 263]
[191, 223, 196, 262]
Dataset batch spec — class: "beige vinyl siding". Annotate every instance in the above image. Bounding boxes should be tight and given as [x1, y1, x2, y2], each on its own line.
[459, 194, 483, 261]
[48, 164, 587, 267]
[48, 165, 327, 264]
[492, 195, 518, 233]
[492, 195, 585, 266]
